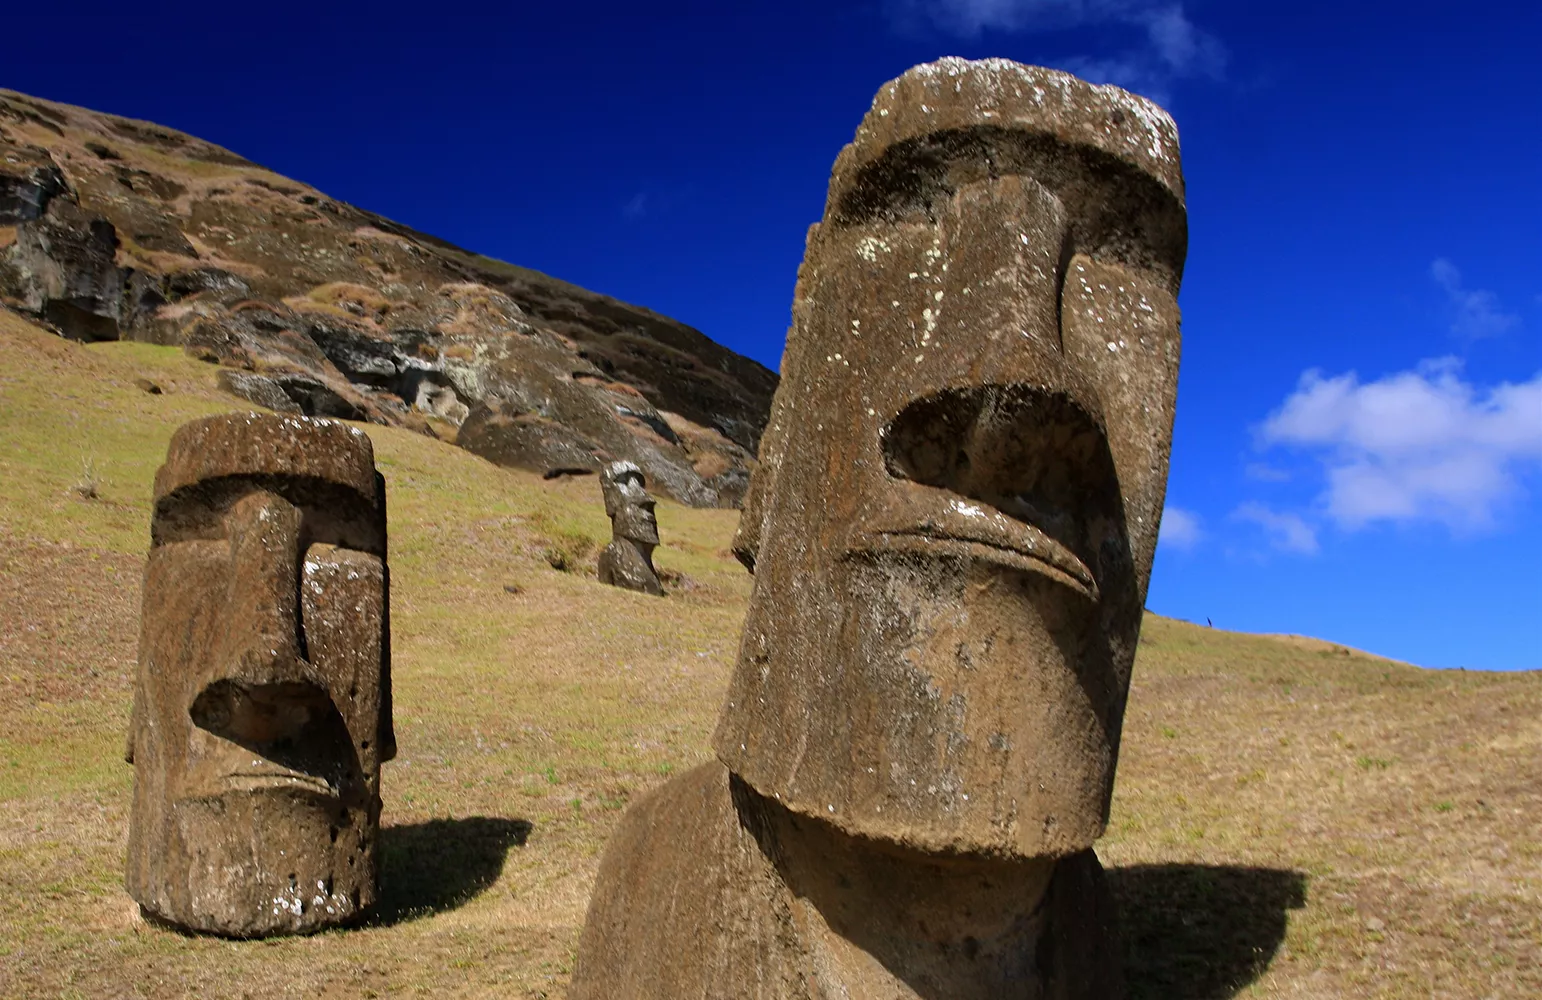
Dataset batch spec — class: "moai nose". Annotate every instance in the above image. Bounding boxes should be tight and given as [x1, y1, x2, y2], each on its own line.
[887, 174, 1111, 513]
[213, 489, 308, 687]
[936, 173, 1069, 367]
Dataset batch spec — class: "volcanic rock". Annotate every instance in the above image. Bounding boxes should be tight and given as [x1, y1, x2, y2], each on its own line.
[0, 89, 775, 506]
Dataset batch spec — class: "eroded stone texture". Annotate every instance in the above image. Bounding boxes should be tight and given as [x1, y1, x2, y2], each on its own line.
[5, 197, 124, 341]
[596, 460, 664, 596]
[573, 57, 1186, 998]
[125, 412, 395, 937]
[0, 139, 66, 223]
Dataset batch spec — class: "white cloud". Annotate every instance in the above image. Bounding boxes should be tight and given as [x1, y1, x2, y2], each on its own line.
[1157, 505, 1202, 551]
[889, 0, 1225, 101]
[1244, 462, 1291, 483]
[622, 193, 648, 220]
[1259, 360, 1542, 532]
[1233, 502, 1320, 555]
[1431, 258, 1519, 340]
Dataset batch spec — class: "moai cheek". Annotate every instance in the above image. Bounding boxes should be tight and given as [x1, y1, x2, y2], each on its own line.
[301, 544, 391, 779]
[1059, 253, 1181, 595]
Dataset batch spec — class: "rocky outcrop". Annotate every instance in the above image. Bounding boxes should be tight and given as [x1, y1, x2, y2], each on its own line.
[0, 89, 775, 506]
[3, 197, 124, 341]
[0, 138, 67, 223]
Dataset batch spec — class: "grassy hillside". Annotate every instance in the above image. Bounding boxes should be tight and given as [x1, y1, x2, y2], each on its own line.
[0, 308, 1536, 999]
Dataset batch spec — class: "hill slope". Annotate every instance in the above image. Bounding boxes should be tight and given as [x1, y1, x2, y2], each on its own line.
[0, 88, 777, 507]
[0, 310, 1537, 998]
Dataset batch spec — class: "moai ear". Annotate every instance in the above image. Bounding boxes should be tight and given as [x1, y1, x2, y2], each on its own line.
[732, 342, 793, 574]
[374, 469, 397, 762]
[733, 224, 822, 573]
[731, 464, 771, 573]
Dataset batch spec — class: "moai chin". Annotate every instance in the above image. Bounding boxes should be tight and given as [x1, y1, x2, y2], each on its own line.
[596, 461, 664, 596]
[125, 412, 395, 937]
[572, 57, 1185, 999]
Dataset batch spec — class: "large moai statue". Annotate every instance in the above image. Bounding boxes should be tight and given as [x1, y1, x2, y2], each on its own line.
[571, 57, 1185, 999]
[125, 412, 395, 937]
[596, 460, 664, 596]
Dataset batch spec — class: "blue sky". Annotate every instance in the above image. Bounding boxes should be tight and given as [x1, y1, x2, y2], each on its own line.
[11, 2, 1540, 669]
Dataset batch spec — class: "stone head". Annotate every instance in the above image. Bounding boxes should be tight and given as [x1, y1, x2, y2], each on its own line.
[714, 58, 1186, 859]
[126, 412, 393, 936]
[601, 461, 660, 546]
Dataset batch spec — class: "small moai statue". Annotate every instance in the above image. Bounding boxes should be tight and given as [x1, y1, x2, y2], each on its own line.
[125, 412, 395, 937]
[596, 460, 664, 596]
[571, 57, 1186, 999]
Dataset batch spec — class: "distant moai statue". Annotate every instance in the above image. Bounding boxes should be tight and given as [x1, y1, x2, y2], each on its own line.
[596, 461, 663, 596]
[570, 57, 1187, 998]
[125, 412, 395, 937]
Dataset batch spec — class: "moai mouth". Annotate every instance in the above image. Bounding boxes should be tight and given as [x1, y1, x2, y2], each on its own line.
[189, 679, 357, 799]
[850, 383, 1125, 604]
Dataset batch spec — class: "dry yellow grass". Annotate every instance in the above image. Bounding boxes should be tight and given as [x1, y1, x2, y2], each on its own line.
[0, 308, 1536, 998]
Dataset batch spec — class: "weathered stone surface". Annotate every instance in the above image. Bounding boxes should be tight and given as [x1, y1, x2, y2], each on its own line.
[125, 412, 394, 937]
[573, 57, 1186, 998]
[576, 762, 1122, 999]
[459, 401, 603, 478]
[4, 197, 124, 341]
[0, 138, 66, 223]
[720, 55, 1185, 859]
[216, 370, 303, 414]
[0, 88, 776, 507]
[596, 461, 663, 596]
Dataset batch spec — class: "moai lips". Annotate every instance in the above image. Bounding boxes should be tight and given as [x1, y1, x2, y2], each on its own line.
[596, 460, 664, 596]
[573, 57, 1186, 999]
[125, 412, 394, 937]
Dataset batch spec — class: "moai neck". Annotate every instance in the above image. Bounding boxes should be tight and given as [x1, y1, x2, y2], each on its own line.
[623, 536, 656, 565]
[740, 777, 1056, 999]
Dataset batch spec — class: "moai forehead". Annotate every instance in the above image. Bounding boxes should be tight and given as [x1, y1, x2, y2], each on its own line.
[716, 59, 1186, 859]
[151, 412, 385, 554]
[127, 412, 393, 936]
[828, 56, 1183, 216]
[600, 460, 648, 517]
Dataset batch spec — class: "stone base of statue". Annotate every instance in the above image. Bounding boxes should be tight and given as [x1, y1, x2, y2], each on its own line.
[597, 538, 664, 595]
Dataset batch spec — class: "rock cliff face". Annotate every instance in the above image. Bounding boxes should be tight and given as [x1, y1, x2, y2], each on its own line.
[0, 89, 776, 506]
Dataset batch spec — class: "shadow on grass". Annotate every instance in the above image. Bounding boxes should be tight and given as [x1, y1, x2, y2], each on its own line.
[1110, 864, 1308, 1000]
[369, 816, 532, 926]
